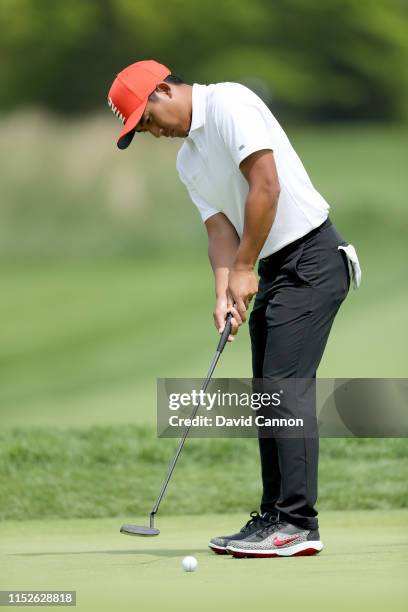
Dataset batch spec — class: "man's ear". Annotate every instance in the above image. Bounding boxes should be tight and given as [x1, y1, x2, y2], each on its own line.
[155, 81, 172, 98]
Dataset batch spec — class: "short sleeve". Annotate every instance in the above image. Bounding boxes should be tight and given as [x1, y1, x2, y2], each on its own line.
[215, 96, 275, 167]
[185, 182, 220, 223]
[176, 159, 219, 223]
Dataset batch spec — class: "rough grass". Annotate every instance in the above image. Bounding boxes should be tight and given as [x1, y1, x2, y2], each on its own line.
[0, 427, 406, 520]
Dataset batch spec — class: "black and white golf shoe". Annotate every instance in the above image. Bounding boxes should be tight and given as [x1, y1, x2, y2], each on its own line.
[226, 521, 323, 558]
[208, 511, 277, 555]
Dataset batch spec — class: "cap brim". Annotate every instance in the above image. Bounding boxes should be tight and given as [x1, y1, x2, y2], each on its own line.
[117, 103, 146, 150]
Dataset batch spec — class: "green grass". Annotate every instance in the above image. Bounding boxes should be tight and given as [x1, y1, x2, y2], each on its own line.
[0, 427, 406, 521]
[0, 117, 406, 534]
[0, 249, 406, 429]
[0, 118, 407, 431]
[1, 512, 407, 612]
[0, 118, 408, 427]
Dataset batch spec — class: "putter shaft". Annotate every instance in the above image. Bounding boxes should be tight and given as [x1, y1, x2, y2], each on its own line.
[150, 314, 233, 522]
[121, 314, 233, 536]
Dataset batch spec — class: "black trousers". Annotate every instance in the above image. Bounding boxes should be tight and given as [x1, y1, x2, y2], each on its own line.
[249, 218, 350, 530]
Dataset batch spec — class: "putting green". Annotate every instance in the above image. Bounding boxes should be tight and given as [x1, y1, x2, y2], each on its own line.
[0, 511, 407, 612]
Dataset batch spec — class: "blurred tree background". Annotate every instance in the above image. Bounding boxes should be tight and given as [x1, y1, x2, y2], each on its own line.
[1, 0, 407, 122]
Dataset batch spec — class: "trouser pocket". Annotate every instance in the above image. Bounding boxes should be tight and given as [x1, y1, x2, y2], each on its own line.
[283, 242, 320, 288]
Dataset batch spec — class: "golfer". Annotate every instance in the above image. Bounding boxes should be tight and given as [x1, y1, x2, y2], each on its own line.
[107, 60, 361, 558]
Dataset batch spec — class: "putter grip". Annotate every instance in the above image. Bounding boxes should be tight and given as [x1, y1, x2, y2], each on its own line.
[217, 312, 233, 353]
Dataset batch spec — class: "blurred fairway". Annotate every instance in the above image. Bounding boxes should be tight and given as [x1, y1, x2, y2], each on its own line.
[0, 113, 407, 428]
[1, 511, 407, 612]
[1, 251, 407, 428]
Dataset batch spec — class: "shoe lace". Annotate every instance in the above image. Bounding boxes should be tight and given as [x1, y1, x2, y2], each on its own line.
[257, 518, 283, 538]
[240, 511, 267, 534]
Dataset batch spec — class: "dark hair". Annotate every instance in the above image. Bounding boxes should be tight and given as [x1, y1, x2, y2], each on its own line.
[148, 74, 185, 101]
[164, 74, 184, 85]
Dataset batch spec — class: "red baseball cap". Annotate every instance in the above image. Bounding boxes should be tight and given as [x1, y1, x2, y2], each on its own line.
[108, 60, 171, 149]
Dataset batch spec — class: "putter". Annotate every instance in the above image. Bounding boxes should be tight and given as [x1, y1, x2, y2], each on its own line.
[120, 312, 233, 537]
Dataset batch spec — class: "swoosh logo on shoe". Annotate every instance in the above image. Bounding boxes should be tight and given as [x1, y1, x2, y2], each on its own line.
[273, 535, 301, 547]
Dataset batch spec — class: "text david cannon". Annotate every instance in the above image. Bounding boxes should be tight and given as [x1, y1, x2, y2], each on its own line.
[168, 415, 304, 427]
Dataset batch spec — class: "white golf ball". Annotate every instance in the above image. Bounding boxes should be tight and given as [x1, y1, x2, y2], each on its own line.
[182, 555, 198, 572]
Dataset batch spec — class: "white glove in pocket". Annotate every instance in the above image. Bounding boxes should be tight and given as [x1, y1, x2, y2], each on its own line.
[337, 244, 362, 290]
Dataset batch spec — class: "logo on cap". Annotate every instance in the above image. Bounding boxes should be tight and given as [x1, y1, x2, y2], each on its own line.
[107, 97, 125, 124]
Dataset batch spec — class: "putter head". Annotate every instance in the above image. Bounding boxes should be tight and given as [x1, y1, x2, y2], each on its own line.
[120, 524, 160, 537]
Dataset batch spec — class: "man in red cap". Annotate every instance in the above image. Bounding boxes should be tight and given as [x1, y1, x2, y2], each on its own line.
[107, 60, 192, 147]
[107, 60, 360, 558]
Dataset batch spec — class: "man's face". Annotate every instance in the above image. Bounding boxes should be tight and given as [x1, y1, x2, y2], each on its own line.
[135, 82, 191, 139]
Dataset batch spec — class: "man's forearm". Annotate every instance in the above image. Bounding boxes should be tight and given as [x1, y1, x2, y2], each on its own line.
[208, 226, 240, 297]
[234, 187, 279, 269]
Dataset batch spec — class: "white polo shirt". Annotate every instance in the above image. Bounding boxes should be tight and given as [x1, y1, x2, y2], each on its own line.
[176, 82, 330, 259]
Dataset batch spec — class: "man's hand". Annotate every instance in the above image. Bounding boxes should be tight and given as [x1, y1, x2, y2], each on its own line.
[227, 265, 258, 322]
[213, 295, 243, 343]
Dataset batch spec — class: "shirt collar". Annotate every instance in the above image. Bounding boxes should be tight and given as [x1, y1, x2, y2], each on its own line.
[188, 84, 207, 137]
